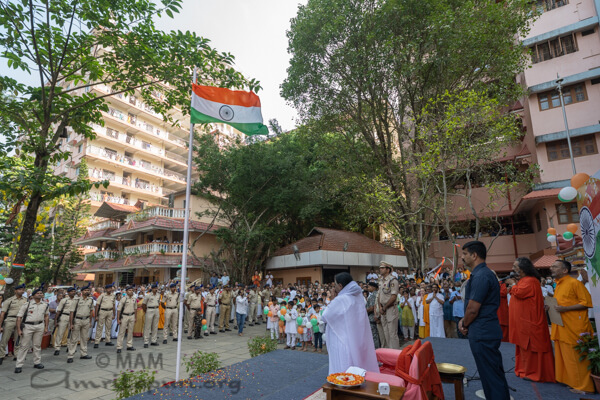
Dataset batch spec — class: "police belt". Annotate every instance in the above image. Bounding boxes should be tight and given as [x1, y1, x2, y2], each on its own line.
[101, 308, 113, 311]
[146, 306, 158, 309]
[5, 315, 17, 318]
[206, 305, 215, 307]
[220, 303, 230, 305]
[75, 316, 89, 320]
[167, 306, 177, 309]
[190, 307, 201, 310]
[24, 321, 43, 325]
[121, 312, 134, 316]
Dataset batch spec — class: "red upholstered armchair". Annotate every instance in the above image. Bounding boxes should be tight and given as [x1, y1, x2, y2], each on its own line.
[365, 340, 444, 400]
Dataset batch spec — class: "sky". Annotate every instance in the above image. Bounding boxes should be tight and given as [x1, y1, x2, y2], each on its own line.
[0, 0, 306, 133]
[155, 0, 307, 132]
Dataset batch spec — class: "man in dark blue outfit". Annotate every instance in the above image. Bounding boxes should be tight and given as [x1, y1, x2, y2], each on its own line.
[458, 241, 509, 400]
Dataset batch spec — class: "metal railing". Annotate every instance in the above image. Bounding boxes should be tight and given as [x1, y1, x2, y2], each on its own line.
[85, 250, 120, 261]
[125, 206, 186, 222]
[124, 243, 185, 255]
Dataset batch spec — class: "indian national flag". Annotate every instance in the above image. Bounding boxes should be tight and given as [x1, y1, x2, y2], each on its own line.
[190, 84, 269, 136]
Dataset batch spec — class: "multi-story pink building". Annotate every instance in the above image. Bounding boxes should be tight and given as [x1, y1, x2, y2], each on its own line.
[427, 1, 600, 273]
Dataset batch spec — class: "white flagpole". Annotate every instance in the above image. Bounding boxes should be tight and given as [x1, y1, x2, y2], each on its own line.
[175, 66, 197, 381]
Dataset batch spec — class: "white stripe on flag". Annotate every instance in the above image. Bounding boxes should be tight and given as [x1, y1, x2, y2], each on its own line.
[191, 94, 264, 124]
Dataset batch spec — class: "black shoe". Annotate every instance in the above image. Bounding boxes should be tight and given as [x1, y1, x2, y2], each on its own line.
[150, 342, 159, 346]
[67, 358, 74, 363]
[219, 329, 225, 333]
[163, 339, 167, 344]
[105, 342, 114, 346]
[14, 367, 21, 373]
[234, 326, 237, 330]
[173, 338, 178, 342]
[230, 319, 233, 323]
[184, 329, 188, 333]
[169, 332, 173, 336]
[249, 323, 254, 326]
[144, 344, 148, 348]
[117, 349, 122, 353]
[54, 350, 60, 356]
[94, 344, 99, 349]
[197, 335, 203, 339]
[127, 347, 136, 351]
[187, 336, 193, 340]
[0, 358, 3, 365]
[33, 364, 44, 369]
[80, 355, 92, 360]
[256, 322, 261, 325]
[210, 331, 217, 335]
[204, 333, 209, 336]
[225, 328, 231, 331]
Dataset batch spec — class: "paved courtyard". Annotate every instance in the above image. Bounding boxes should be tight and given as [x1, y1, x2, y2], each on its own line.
[1, 323, 299, 400]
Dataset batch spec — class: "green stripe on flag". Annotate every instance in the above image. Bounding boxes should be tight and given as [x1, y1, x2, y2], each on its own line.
[190, 109, 268, 136]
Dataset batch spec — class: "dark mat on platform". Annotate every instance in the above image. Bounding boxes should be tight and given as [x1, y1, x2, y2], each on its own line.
[128, 349, 329, 400]
[426, 337, 600, 400]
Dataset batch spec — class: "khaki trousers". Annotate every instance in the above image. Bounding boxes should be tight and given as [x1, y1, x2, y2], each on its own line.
[68, 318, 90, 358]
[218, 305, 231, 329]
[143, 308, 159, 344]
[0, 318, 19, 358]
[163, 308, 178, 339]
[205, 306, 216, 332]
[376, 322, 387, 348]
[248, 303, 257, 324]
[16, 323, 44, 367]
[380, 307, 400, 349]
[95, 309, 114, 344]
[53, 316, 70, 350]
[117, 314, 135, 350]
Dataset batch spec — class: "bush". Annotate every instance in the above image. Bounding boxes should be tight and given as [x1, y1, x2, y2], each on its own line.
[574, 332, 600, 375]
[183, 350, 221, 377]
[112, 369, 156, 400]
[247, 334, 278, 358]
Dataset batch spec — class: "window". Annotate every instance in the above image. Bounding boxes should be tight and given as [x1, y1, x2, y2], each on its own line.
[538, 83, 587, 111]
[531, 33, 577, 63]
[535, 212, 542, 232]
[556, 202, 579, 224]
[546, 134, 598, 161]
[535, 0, 568, 13]
[78, 144, 82, 153]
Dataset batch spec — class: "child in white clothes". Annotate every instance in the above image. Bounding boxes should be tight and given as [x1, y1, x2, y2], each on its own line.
[284, 301, 297, 350]
[299, 308, 312, 351]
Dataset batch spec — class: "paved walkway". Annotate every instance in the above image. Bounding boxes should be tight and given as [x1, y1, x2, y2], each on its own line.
[1, 322, 298, 400]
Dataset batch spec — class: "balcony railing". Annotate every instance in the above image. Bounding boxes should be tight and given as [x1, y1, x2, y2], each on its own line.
[85, 250, 121, 262]
[90, 192, 132, 205]
[125, 206, 186, 222]
[124, 243, 185, 255]
[90, 170, 163, 196]
[88, 219, 120, 232]
[87, 145, 186, 183]
[92, 124, 187, 165]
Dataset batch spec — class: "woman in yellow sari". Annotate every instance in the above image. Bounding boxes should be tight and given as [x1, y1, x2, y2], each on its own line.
[133, 293, 145, 337]
[419, 286, 431, 338]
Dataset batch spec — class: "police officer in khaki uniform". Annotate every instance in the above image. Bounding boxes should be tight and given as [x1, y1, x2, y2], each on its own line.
[94, 283, 116, 348]
[116, 286, 137, 353]
[67, 282, 94, 363]
[204, 286, 217, 335]
[185, 285, 204, 339]
[143, 283, 161, 348]
[247, 286, 258, 326]
[53, 286, 78, 356]
[218, 285, 232, 332]
[15, 285, 49, 373]
[161, 283, 180, 343]
[377, 261, 400, 349]
[0, 283, 27, 365]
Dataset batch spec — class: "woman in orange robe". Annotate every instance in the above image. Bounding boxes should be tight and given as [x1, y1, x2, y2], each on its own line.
[497, 281, 509, 342]
[506, 257, 555, 382]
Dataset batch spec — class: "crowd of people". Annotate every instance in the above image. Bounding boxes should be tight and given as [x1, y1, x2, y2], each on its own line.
[0, 254, 596, 396]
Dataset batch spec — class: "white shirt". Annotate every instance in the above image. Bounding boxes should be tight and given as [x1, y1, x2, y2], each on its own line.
[427, 293, 444, 316]
[235, 295, 248, 315]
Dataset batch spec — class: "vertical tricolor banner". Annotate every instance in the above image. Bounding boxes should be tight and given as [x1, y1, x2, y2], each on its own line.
[190, 84, 269, 136]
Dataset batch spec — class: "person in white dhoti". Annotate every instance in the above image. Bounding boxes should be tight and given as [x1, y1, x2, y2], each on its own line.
[426, 283, 446, 338]
[322, 272, 379, 375]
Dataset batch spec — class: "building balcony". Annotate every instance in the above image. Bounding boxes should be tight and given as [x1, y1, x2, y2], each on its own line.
[124, 243, 185, 255]
[91, 124, 188, 168]
[86, 145, 186, 184]
[84, 250, 121, 262]
[90, 192, 133, 205]
[125, 205, 186, 223]
[88, 219, 121, 232]
[93, 85, 167, 125]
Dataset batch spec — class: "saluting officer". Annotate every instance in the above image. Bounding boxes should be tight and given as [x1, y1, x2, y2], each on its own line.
[377, 261, 400, 349]
[247, 286, 258, 326]
[53, 286, 78, 356]
[143, 283, 161, 348]
[94, 283, 116, 348]
[15, 285, 49, 373]
[204, 286, 217, 335]
[218, 285, 232, 332]
[161, 283, 180, 343]
[67, 282, 94, 363]
[185, 285, 204, 339]
[0, 283, 27, 365]
[116, 286, 137, 353]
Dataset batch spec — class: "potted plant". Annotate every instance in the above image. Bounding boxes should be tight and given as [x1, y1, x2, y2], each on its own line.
[574, 332, 600, 391]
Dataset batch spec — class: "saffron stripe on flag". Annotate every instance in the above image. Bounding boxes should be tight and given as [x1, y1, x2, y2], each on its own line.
[192, 84, 261, 108]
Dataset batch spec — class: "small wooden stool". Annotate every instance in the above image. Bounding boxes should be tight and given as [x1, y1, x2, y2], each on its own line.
[436, 363, 466, 400]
